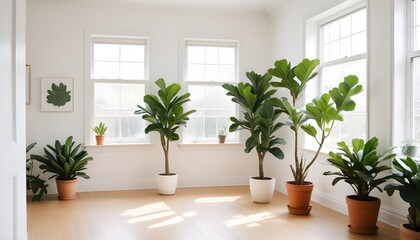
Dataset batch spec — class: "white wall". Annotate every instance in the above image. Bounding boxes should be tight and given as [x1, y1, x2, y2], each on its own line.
[26, 0, 408, 229]
[267, 0, 407, 227]
[26, 2, 273, 192]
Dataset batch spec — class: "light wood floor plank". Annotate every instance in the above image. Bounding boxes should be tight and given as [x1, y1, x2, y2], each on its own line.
[27, 186, 399, 240]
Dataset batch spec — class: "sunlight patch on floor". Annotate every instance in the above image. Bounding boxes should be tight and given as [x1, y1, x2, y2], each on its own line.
[121, 202, 170, 217]
[182, 211, 197, 217]
[148, 216, 184, 229]
[195, 196, 241, 203]
[127, 211, 175, 223]
[223, 211, 274, 228]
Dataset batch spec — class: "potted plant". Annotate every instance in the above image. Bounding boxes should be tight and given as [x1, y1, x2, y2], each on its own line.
[218, 126, 227, 143]
[268, 58, 363, 214]
[92, 122, 107, 145]
[26, 143, 48, 201]
[31, 136, 93, 200]
[385, 157, 420, 240]
[323, 137, 395, 235]
[400, 139, 420, 158]
[134, 78, 196, 195]
[223, 71, 286, 203]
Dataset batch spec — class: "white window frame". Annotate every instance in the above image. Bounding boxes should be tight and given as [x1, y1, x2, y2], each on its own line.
[84, 32, 150, 145]
[304, 0, 368, 150]
[182, 39, 240, 144]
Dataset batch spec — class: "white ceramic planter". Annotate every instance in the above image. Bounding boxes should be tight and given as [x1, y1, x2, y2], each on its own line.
[156, 173, 178, 195]
[249, 177, 275, 203]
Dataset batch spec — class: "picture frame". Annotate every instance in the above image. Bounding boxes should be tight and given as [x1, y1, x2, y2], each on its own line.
[41, 78, 74, 112]
[26, 65, 31, 105]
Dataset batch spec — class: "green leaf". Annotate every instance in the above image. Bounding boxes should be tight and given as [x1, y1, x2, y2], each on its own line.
[301, 124, 317, 137]
[46, 82, 71, 107]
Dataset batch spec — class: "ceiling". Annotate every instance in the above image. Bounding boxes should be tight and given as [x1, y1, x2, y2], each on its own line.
[120, 0, 282, 10]
[32, 0, 288, 11]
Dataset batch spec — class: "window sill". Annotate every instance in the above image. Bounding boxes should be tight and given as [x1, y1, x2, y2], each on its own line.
[84, 143, 155, 153]
[178, 142, 243, 151]
[299, 145, 335, 156]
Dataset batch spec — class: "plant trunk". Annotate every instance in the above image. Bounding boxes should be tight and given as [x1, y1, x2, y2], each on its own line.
[293, 129, 301, 184]
[258, 150, 265, 179]
[161, 134, 170, 175]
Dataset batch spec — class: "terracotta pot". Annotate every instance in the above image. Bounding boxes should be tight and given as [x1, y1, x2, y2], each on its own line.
[95, 136, 104, 145]
[249, 177, 275, 204]
[286, 181, 313, 215]
[218, 135, 226, 143]
[56, 178, 77, 200]
[156, 173, 178, 195]
[346, 195, 380, 235]
[400, 223, 420, 240]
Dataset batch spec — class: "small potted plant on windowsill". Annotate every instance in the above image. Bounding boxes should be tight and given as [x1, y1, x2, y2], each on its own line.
[323, 137, 395, 235]
[268, 58, 363, 214]
[218, 126, 227, 143]
[93, 122, 107, 145]
[31, 136, 93, 200]
[385, 157, 420, 240]
[223, 71, 286, 203]
[135, 78, 196, 195]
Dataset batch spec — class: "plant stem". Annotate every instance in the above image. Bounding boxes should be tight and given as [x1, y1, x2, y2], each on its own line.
[258, 150, 266, 179]
[160, 134, 169, 175]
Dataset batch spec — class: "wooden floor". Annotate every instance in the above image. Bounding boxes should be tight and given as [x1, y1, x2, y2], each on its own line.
[27, 186, 398, 240]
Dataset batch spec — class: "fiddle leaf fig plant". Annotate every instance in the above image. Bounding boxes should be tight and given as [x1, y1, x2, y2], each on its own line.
[134, 78, 196, 175]
[324, 137, 395, 201]
[223, 71, 286, 180]
[269, 58, 363, 185]
[385, 157, 420, 232]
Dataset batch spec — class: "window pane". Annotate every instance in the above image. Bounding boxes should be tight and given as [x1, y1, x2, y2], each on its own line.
[205, 65, 218, 82]
[351, 32, 366, 55]
[323, 43, 330, 62]
[415, 0, 420, 26]
[415, 26, 420, 51]
[94, 82, 145, 142]
[340, 15, 351, 38]
[121, 83, 145, 109]
[322, 8, 366, 63]
[188, 46, 205, 64]
[205, 47, 218, 64]
[352, 9, 366, 34]
[323, 25, 330, 43]
[186, 84, 237, 142]
[219, 47, 235, 64]
[93, 62, 119, 79]
[185, 41, 238, 142]
[95, 83, 120, 110]
[329, 41, 340, 61]
[329, 21, 340, 41]
[413, 57, 420, 139]
[188, 64, 205, 81]
[121, 116, 144, 139]
[121, 44, 144, 62]
[120, 62, 144, 80]
[219, 65, 235, 82]
[94, 43, 119, 61]
[340, 37, 351, 58]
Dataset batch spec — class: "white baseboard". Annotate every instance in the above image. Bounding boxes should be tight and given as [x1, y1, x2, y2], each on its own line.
[41, 176, 249, 194]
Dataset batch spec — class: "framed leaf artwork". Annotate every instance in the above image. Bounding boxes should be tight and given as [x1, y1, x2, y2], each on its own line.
[41, 78, 74, 112]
